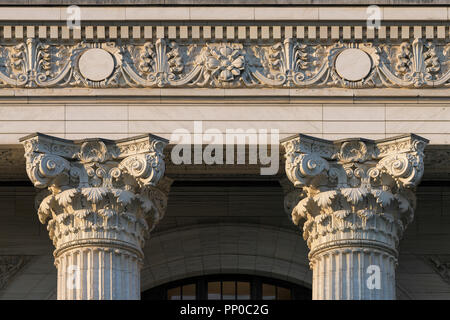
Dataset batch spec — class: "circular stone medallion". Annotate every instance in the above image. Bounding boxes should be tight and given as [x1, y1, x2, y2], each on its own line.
[335, 48, 372, 82]
[78, 48, 115, 81]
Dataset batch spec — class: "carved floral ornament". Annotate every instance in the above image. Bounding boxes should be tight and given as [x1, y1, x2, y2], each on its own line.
[20, 133, 170, 255]
[281, 134, 429, 250]
[0, 37, 448, 88]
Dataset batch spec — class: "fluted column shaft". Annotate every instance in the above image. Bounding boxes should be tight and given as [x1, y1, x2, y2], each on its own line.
[282, 133, 428, 300]
[311, 247, 396, 300]
[307, 213, 399, 300]
[56, 247, 141, 300]
[21, 133, 170, 300]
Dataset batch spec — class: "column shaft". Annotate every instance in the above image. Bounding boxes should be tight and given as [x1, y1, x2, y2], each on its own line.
[56, 248, 141, 300]
[306, 212, 399, 299]
[311, 248, 396, 299]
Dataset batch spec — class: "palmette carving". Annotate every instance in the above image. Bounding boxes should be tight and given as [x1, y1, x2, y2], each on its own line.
[0, 37, 448, 88]
[380, 38, 448, 87]
[21, 133, 170, 259]
[123, 39, 187, 87]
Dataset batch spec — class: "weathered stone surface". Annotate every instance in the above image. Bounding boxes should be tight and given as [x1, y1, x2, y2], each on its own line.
[0, 2, 448, 302]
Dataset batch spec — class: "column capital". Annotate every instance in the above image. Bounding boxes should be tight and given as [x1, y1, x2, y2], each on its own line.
[282, 133, 428, 188]
[281, 133, 429, 299]
[21, 133, 170, 253]
[20, 133, 170, 299]
[282, 133, 428, 249]
[21, 132, 168, 187]
[20, 133, 171, 296]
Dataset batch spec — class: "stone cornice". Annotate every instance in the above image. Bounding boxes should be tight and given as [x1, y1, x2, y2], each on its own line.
[0, 24, 448, 42]
[0, 6, 448, 90]
[0, 1, 448, 6]
[0, 88, 448, 99]
[0, 6, 448, 21]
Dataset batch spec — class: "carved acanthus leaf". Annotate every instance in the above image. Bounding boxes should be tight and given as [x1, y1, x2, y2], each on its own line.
[313, 190, 338, 208]
[341, 187, 368, 205]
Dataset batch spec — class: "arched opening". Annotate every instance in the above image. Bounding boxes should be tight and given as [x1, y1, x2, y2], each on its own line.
[141, 274, 312, 300]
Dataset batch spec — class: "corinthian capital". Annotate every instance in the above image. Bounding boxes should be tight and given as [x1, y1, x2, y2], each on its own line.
[20, 133, 170, 299]
[282, 133, 428, 300]
[282, 134, 428, 246]
[21, 133, 169, 245]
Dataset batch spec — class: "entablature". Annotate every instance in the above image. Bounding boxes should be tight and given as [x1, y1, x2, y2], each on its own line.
[0, 6, 447, 90]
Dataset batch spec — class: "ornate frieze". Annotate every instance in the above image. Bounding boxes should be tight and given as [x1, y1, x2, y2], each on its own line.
[0, 37, 448, 89]
[282, 133, 428, 299]
[20, 133, 170, 299]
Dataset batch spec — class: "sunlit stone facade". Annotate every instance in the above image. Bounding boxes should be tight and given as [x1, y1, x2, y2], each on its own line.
[0, 1, 449, 300]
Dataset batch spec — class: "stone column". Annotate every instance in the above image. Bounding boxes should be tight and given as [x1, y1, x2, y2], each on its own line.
[21, 133, 171, 300]
[281, 134, 428, 300]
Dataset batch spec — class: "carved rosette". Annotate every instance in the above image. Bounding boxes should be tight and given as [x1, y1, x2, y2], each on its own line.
[282, 134, 428, 300]
[21, 133, 170, 300]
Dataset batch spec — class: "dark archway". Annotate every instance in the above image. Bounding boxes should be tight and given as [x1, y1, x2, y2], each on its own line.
[141, 274, 312, 300]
